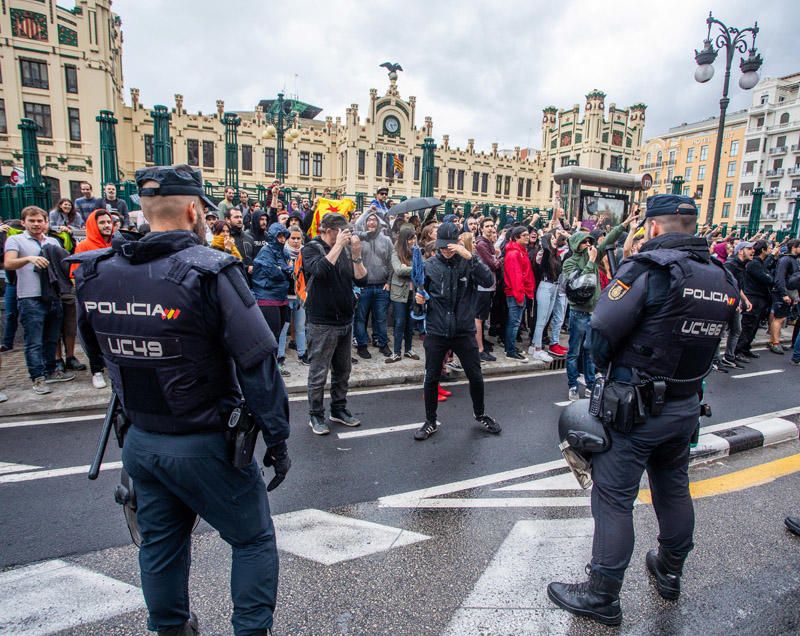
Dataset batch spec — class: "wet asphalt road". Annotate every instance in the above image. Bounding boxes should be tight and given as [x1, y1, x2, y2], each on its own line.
[1, 349, 799, 634]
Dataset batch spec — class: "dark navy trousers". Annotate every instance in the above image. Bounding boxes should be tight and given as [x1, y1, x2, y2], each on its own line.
[122, 426, 278, 635]
[590, 394, 699, 582]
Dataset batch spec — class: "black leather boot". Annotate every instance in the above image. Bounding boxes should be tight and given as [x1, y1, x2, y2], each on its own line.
[646, 547, 686, 600]
[547, 566, 622, 626]
[158, 612, 199, 636]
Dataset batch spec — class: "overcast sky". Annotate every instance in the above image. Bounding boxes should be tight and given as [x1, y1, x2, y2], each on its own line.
[117, 0, 798, 152]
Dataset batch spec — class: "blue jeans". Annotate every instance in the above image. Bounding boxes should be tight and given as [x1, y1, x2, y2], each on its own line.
[532, 281, 558, 348]
[2, 283, 19, 348]
[505, 296, 526, 355]
[566, 309, 595, 390]
[793, 325, 800, 362]
[123, 426, 278, 635]
[19, 297, 62, 381]
[548, 289, 567, 346]
[278, 297, 306, 358]
[392, 298, 414, 355]
[354, 285, 390, 347]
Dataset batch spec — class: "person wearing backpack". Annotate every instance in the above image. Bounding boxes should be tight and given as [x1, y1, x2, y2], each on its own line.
[561, 218, 627, 401]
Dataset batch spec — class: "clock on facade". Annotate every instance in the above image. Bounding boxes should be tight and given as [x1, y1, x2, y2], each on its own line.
[383, 115, 400, 135]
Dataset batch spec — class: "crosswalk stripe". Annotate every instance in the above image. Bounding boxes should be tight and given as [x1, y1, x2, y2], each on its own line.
[0, 559, 144, 636]
[442, 518, 594, 635]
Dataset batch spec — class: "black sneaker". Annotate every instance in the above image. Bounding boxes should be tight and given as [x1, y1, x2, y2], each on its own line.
[66, 356, 87, 371]
[288, 340, 297, 350]
[330, 409, 361, 427]
[791, 359, 800, 366]
[45, 369, 75, 383]
[356, 346, 372, 359]
[309, 415, 330, 435]
[734, 354, 751, 364]
[720, 356, 743, 369]
[298, 353, 310, 366]
[414, 420, 439, 440]
[712, 361, 728, 373]
[505, 351, 529, 363]
[475, 414, 501, 434]
[379, 345, 392, 357]
[743, 350, 760, 359]
[480, 351, 497, 362]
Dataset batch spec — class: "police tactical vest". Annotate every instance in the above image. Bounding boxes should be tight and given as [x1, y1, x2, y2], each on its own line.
[615, 248, 738, 385]
[75, 244, 241, 434]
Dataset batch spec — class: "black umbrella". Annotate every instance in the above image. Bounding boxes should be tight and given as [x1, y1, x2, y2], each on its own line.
[387, 197, 443, 217]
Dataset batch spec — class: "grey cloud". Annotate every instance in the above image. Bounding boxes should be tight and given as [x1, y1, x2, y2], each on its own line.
[118, 0, 797, 151]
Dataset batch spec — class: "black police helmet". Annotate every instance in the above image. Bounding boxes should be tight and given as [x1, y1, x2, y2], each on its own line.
[558, 401, 610, 455]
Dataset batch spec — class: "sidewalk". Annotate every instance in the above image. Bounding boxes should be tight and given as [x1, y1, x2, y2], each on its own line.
[0, 330, 790, 419]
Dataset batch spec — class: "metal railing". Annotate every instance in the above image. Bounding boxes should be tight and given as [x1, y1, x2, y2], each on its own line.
[768, 146, 788, 154]
[765, 168, 785, 177]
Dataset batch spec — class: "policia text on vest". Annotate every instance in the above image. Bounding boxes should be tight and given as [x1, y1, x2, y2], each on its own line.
[70, 165, 290, 636]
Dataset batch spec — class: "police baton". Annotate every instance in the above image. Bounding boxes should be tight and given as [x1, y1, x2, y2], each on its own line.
[88, 392, 121, 480]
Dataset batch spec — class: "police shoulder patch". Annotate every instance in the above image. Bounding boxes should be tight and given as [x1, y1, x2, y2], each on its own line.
[607, 280, 630, 301]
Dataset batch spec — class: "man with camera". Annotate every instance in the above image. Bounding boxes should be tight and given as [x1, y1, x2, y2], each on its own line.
[302, 212, 367, 435]
[548, 195, 738, 626]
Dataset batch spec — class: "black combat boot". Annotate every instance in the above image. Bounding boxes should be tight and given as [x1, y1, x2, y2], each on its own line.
[646, 547, 686, 600]
[158, 612, 199, 636]
[547, 566, 622, 626]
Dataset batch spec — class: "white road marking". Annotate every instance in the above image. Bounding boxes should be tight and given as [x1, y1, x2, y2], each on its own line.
[0, 414, 104, 429]
[338, 422, 425, 439]
[442, 518, 594, 636]
[554, 400, 572, 406]
[0, 559, 144, 636]
[700, 405, 800, 434]
[0, 461, 41, 475]
[495, 471, 584, 492]
[394, 497, 591, 509]
[0, 461, 122, 485]
[273, 508, 430, 565]
[731, 369, 785, 379]
[380, 459, 566, 508]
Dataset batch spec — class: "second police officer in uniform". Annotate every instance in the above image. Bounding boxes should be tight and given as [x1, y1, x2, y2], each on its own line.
[547, 195, 739, 626]
[73, 165, 290, 636]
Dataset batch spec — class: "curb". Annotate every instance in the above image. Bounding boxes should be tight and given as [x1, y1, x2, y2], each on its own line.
[689, 410, 800, 466]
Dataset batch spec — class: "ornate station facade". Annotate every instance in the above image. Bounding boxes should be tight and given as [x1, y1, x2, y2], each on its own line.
[1, 0, 646, 212]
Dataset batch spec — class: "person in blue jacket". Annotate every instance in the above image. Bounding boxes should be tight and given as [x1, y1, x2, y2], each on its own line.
[252, 223, 292, 375]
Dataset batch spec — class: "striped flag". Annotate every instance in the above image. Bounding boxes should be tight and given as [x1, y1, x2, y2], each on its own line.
[393, 155, 404, 179]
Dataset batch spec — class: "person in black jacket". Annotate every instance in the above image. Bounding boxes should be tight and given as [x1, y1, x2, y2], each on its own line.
[302, 213, 367, 436]
[413, 223, 500, 440]
[768, 239, 800, 354]
[736, 240, 774, 359]
[721, 241, 754, 367]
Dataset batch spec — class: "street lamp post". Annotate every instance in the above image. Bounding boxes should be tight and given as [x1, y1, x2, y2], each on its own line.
[261, 92, 300, 184]
[694, 11, 762, 226]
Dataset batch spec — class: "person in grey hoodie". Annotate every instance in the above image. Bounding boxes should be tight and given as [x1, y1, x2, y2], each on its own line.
[354, 210, 394, 357]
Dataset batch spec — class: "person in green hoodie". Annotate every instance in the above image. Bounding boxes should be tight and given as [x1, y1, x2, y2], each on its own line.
[561, 214, 632, 401]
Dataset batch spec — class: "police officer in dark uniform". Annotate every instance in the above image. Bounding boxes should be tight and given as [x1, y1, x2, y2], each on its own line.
[73, 165, 290, 636]
[547, 195, 738, 626]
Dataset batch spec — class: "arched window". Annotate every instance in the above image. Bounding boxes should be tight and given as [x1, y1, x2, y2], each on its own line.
[656, 151, 663, 166]
[646, 152, 652, 165]
[780, 112, 790, 124]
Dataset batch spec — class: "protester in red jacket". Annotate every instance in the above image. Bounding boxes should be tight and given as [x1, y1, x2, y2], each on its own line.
[503, 226, 535, 361]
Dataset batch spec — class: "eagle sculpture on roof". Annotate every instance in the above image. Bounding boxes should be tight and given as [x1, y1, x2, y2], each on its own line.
[380, 62, 403, 80]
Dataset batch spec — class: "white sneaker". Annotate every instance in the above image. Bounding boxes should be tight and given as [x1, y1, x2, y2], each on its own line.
[532, 348, 554, 363]
[584, 387, 592, 398]
[568, 387, 579, 401]
[92, 372, 107, 389]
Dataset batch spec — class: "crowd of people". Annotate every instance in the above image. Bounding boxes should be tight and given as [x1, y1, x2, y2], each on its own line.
[0, 179, 798, 412]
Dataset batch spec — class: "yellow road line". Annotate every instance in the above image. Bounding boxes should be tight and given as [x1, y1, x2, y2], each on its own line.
[638, 453, 800, 504]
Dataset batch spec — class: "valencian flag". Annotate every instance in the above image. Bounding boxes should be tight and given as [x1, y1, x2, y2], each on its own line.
[308, 197, 356, 238]
[393, 155, 404, 179]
